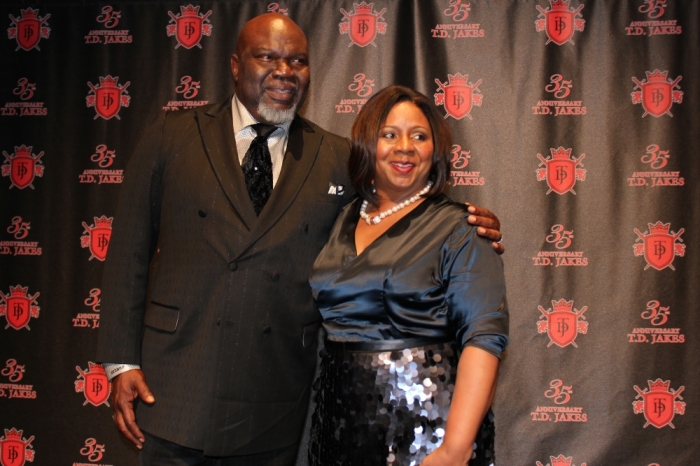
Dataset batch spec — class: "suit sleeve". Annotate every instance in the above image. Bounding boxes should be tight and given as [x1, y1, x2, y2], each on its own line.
[95, 112, 169, 365]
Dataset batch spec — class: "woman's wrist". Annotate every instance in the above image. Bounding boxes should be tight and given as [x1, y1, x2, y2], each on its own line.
[439, 438, 474, 464]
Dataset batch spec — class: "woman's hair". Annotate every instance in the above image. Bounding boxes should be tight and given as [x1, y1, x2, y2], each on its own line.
[348, 85, 453, 206]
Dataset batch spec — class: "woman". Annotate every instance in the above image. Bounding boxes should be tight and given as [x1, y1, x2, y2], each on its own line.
[308, 85, 509, 466]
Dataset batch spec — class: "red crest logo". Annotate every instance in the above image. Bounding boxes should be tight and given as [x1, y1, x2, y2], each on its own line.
[86, 76, 130, 120]
[537, 299, 588, 348]
[537, 455, 586, 466]
[339, 2, 387, 47]
[0, 286, 40, 331]
[634, 221, 685, 271]
[631, 70, 683, 117]
[633, 379, 685, 428]
[536, 147, 586, 194]
[80, 216, 113, 261]
[75, 362, 111, 407]
[8, 8, 51, 52]
[167, 5, 212, 49]
[0, 428, 35, 466]
[535, 0, 585, 45]
[434, 73, 483, 120]
[2, 146, 44, 190]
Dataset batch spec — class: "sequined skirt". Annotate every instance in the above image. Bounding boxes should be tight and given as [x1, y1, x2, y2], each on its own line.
[308, 340, 495, 466]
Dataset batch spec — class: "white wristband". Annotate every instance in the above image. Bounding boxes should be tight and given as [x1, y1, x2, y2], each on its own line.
[102, 363, 141, 381]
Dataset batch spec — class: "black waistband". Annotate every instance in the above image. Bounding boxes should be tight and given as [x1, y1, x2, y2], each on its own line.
[324, 337, 453, 352]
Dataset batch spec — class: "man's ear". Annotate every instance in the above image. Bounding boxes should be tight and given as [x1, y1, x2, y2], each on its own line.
[230, 54, 239, 83]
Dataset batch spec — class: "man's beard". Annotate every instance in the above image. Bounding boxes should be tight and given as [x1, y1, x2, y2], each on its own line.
[257, 100, 298, 124]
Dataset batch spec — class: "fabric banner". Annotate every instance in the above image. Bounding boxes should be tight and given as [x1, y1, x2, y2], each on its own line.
[1, 1, 697, 464]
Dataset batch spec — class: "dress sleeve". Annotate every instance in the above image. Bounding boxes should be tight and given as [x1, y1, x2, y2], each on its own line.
[441, 219, 509, 358]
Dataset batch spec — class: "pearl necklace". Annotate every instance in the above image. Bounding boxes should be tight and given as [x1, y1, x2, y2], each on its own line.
[359, 182, 433, 225]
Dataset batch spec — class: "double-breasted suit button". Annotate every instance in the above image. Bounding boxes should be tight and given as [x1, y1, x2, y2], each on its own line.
[198, 209, 207, 218]
[303, 223, 309, 233]
[270, 272, 279, 282]
[263, 325, 272, 334]
[228, 262, 237, 271]
[216, 318, 221, 326]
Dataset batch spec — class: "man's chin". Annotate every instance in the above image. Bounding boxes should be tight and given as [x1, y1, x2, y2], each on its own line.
[257, 103, 297, 124]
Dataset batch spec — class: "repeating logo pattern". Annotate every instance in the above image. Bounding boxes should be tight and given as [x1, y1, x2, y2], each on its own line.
[627, 144, 684, 188]
[626, 0, 681, 36]
[631, 70, 683, 117]
[536, 147, 586, 195]
[450, 144, 484, 186]
[434, 73, 482, 120]
[1, 217, 41, 256]
[8, 8, 50, 51]
[339, 2, 387, 47]
[1, 79, 47, 117]
[537, 299, 588, 348]
[78, 438, 107, 464]
[75, 362, 111, 407]
[0, 286, 40, 331]
[531, 379, 588, 423]
[163, 75, 209, 111]
[2, 146, 44, 190]
[167, 5, 212, 49]
[633, 222, 685, 271]
[536, 455, 587, 466]
[0, 359, 36, 400]
[533, 74, 586, 116]
[86, 76, 131, 120]
[633, 379, 685, 428]
[628, 300, 684, 344]
[80, 216, 113, 261]
[431, 0, 484, 39]
[535, 0, 585, 45]
[533, 224, 588, 267]
[78, 144, 123, 185]
[335, 73, 375, 114]
[72, 288, 101, 330]
[0, 428, 35, 465]
[85, 6, 133, 44]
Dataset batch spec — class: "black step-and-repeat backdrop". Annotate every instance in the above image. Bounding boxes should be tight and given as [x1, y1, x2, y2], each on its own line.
[2, 1, 698, 465]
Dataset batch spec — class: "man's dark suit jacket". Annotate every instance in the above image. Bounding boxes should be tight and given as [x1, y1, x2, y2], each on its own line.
[95, 98, 352, 456]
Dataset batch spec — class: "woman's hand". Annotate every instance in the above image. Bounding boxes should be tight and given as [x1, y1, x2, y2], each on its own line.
[465, 204, 504, 254]
[422, 443, 473, 465]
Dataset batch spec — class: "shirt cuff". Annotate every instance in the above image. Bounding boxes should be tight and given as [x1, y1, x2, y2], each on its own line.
[102, 363, 141, 381]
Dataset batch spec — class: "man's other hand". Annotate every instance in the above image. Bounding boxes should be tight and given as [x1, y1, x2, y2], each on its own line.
[466, 204, 504, 255]
[111, 369, 155, 449]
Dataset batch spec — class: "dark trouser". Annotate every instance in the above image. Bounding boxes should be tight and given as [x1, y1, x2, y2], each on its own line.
[140, 431, 300, 466]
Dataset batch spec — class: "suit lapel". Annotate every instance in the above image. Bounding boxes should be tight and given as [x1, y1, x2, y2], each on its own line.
[195, 100, 257, 230]
[246, 117, 323, 248]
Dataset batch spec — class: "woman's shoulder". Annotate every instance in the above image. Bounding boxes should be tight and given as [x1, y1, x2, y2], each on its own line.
[426, 194, 471, 221]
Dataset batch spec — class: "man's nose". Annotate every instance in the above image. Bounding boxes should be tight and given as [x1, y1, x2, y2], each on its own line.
[272, 59, 293, 77]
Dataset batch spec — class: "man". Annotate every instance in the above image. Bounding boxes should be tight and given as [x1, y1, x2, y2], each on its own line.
[96, 13, 503, 465]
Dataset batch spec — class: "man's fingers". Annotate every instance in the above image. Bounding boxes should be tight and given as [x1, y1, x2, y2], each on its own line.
[113, 408, 143, 448]
[121, 402, 146, 448]
[468, 214, 498, 231]
[492, 240, 505, 255]
[135, 378, 155, 404]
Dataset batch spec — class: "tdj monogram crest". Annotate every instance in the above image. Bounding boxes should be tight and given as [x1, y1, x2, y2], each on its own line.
[0, 428, 35, 466]
[0, 285, 40, 331]
[537, 299, 588, 348]
[537, 455, 586, 466]
[434, 73, 483, 120]
[86, 76, 130, 120]
[8, 8, 51, 51]
[535, 0, 585, 45]
[631, 70, 683, 117]
[167, 5, 212, 49]
[80, 216, 113, 261]
[75, 362, 111, 407]
[537, 147, 586, 194]
[2, 146, 44, 190]
[634, 221, 685, 271]
[633, 379, 685, 428]
[339, 2, 387, 47]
